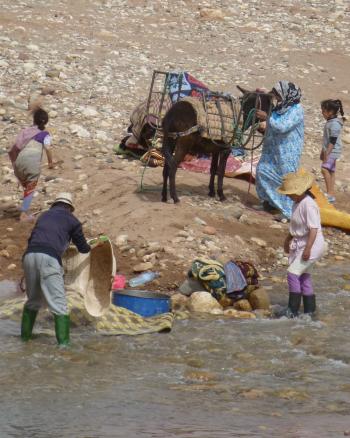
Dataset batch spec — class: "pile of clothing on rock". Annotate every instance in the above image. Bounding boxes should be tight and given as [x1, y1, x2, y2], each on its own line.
[180, 257, 263, 310]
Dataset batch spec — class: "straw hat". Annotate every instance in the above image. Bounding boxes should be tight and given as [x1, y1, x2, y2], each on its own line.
[52, 192, 75, 211]
[277, 171, 314, 196]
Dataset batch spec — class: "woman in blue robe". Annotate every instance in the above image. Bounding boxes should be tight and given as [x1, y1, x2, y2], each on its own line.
[255, 81, 304, 219]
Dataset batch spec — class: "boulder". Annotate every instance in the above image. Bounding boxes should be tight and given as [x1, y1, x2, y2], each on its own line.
[46, 69, 60, 78]
[147, 241, 163, 252]
[178, 278, 203, 296]
[41, 86, 56, 96]
[132, 262, 154, 272]
[194, 217, 206, 226]
[251, 237, 267, 247]
[188, 291, 223, 313]
[0, 249, 10, 258]
[233, 299, 253, 312]
[210, 308, 224, 315]
[115, 234, 128, 247]
[247, 287, 270, 310]
[203, 226, 216, 235]
[171, 293, 189, 311]
[69, 124, 91, 138]
[223, 308, 256, 319]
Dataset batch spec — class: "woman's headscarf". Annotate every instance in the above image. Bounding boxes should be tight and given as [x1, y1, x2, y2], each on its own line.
[272, 81, 301, 115]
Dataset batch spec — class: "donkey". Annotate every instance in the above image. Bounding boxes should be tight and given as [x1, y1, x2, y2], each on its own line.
[161, 88, 273, 204]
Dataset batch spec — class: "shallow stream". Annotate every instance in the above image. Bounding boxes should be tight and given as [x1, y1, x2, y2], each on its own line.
[1, 263, 350, 437]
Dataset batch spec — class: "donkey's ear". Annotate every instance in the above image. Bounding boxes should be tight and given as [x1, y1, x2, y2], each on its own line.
[236, 85, 249, 94]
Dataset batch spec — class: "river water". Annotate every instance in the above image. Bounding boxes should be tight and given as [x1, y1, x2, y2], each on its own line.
[1, 263, 350, 438]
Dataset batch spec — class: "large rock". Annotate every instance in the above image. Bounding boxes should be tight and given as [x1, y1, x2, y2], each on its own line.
[251, 237, 267, 247]
[115, 234, 128, 247]
[69, 124, 91, 138]
[179, 278, 203, 296]
[171, 293, 189, 311]
[203, 226, 216, 235]
[132, 262, 154, 272]
[46, 69, 60, 78]
[248, 287, 270, 310]
[188, 291, 223, 314]
[233, 299, 253, 312]
[223, 308, 256, 319]
[81, 106, 99, 117]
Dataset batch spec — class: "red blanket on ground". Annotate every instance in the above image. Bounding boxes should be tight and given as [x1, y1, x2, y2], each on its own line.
[179, 155, 260, 179]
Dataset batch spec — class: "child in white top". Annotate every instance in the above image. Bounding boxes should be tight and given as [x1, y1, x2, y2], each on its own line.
[278, 171, 325, 317]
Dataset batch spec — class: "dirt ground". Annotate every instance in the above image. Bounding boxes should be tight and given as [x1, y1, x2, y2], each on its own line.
[1, 0, 350, 290]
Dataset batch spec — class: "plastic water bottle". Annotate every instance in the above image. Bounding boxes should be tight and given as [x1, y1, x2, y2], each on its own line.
[128, 271, 160, 288]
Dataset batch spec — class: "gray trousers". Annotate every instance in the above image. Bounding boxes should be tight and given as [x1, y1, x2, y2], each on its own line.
[23, 253, 68, 315]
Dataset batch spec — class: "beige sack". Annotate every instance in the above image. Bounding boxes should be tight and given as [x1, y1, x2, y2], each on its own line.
[63, 238, 116, 317]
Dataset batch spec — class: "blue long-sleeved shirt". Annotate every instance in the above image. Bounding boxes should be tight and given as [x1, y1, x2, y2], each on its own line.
[25, 205, 91, 265]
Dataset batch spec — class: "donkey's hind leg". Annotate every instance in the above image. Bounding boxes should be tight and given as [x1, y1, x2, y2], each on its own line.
[169, 139, 187, 204]
[209, 150, 219, 197]
[161, 134, 176, 203]
[217, 149, 230, 202]
[162, 163, 169, 202]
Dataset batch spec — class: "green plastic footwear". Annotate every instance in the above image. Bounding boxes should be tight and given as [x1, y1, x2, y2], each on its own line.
[21, 306, 38, 341]
[54, 314, 70, 346]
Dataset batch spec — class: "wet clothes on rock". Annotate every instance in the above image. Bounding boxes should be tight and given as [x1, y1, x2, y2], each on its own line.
[224, 261, 247, 293]
[190, 258, 259, 304]
[256, 103, 304, 219]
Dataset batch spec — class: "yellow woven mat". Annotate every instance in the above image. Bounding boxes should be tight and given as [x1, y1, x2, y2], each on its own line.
[0, 291, 174, 336]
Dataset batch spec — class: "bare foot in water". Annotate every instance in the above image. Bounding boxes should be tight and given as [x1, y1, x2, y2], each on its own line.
[19, 212, 35, 222]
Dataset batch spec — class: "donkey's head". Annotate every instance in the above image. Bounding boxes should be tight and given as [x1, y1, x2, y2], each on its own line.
[237, 85, 274, 130]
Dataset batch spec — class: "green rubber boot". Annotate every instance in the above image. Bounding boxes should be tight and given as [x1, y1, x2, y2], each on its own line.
[54, 314, 70, 346]
[21, 306, 38, 341]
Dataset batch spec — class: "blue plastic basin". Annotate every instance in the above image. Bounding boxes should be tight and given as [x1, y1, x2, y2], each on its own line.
[112, 290, 170, 317]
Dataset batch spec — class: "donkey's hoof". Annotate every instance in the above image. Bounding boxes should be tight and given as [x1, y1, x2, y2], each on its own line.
[219, 195, 227, 202]
[173, 198, 180, 204]
[208, 191, 215, 198]
[161, 197, 167, 203]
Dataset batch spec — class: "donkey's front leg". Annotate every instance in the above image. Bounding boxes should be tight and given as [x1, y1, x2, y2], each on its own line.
[209, 151, 219, 197]
[217, 149, 230, 202]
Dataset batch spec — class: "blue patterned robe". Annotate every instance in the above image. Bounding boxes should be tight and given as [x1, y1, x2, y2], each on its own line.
[256, 104, 304, 218]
